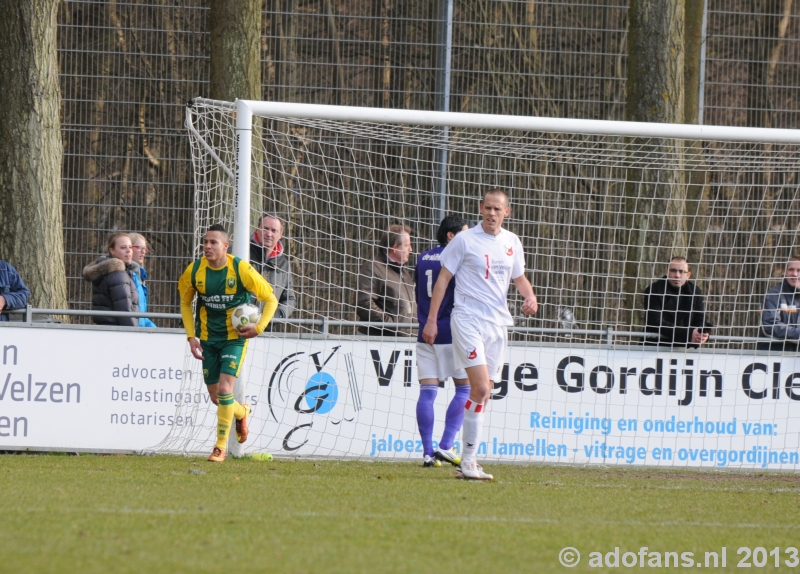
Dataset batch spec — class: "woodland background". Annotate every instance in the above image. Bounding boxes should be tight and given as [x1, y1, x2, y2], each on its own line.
[2, 0, 799, 342]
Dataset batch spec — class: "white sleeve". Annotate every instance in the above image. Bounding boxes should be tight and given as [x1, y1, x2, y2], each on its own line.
[511, 236, 525, 279]
[440, 232, 466, 275]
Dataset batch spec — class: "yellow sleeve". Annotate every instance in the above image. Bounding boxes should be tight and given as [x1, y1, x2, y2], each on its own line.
[239, 260, 278, 335]
[177, 263, 197, 339]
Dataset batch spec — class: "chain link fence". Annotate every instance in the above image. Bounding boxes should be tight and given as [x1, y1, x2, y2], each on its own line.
[58, 0, 800, 320]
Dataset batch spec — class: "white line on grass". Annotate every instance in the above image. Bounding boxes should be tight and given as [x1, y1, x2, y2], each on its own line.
[7, 506, 800, 530]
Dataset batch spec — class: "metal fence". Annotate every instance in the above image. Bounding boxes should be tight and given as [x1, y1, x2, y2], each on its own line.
[9, 307, 777, 349]
[57, 0, 800, 321]
[704, 0, 800, 129]
[59, 1, 207, 323]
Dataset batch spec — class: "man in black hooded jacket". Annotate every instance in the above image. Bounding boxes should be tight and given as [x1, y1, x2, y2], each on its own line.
[643, 257, 712, 347]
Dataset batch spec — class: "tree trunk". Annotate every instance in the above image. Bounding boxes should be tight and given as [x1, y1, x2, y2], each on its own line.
[323, 0, 346, 105]
[766, 0, 793, 106]
[270, 0, 297, 104]
[81, 4, 114, 257]
[0, 0, 68, 312]
[210, 0, 262, 103]
[684, 0, 710, 273]
[623, 0, 686, 328]
[626, 0, 684, 125]
[747, 0, 792, 129]
[388, 2, 408, 110]
[684, 0, 703, 125]
[209, 0, 263, 232]
[267, 0, 297, 240]
[504, 0, 558, 117]
[370, 0, 384, 108]
[745, 0, 792, 280]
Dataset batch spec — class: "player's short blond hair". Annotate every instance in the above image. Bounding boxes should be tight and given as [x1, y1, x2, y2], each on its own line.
[482, 188, 509, 205]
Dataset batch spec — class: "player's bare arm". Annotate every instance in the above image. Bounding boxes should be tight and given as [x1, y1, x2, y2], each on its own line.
[237, 325, 259, 339]
[513, 274, 539, 315]
[178, 261, 203, 359]
[189, 338, 204, 359]
[239, 260, 279, 338]
[422, 266, 454, 344]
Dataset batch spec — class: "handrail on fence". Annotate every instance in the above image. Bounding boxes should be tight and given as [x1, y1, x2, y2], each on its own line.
[2, 306, 770, 346]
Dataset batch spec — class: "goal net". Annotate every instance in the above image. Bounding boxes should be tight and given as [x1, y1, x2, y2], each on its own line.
[153, 98, 800, 470]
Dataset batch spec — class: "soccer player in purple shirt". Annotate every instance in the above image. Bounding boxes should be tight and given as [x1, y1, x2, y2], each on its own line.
[413, 216, 472, 467]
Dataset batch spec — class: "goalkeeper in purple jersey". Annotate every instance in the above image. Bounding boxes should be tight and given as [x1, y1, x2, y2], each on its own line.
[413, 216, 472, 468]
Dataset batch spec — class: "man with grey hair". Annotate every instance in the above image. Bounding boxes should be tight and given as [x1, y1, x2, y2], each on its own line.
[356, 223, 416, 337]
[250, 214, 296, 320]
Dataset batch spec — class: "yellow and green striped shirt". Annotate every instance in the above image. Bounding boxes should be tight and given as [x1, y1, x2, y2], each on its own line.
[178, 254, 278, 341]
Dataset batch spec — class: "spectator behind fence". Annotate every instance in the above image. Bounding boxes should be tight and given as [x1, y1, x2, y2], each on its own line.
[356, 223, 416, 337]
[130, 233, 156, 328]
[759, 256, 800, 353]
[643, 256, 712, 347]
[0, 260, 30, 322]
[250, 214, 296, 320]
[82, 233, 140, 327]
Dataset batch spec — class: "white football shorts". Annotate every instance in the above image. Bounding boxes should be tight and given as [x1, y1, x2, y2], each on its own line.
[451, 311, 508, 381]
[416, 342, 467, 382]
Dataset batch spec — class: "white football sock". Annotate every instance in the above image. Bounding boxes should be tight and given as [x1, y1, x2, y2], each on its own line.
[461, 399, 484, 464]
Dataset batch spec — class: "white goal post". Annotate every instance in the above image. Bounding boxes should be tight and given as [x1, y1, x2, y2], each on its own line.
[227, 98, 800, 259]
[210, 97, 800, 262]
[162, 98, 800, 470]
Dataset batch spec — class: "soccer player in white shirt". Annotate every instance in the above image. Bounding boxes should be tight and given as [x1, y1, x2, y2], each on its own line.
[423, 189, 538, 480]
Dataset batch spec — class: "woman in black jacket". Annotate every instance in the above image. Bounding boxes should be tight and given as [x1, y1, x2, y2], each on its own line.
[82, 233, 140, 327]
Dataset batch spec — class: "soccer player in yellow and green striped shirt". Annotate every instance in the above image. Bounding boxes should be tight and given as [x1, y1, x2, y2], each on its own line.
[178, 224, 278, 462]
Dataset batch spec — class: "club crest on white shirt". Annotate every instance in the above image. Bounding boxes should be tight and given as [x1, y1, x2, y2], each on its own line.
[505, 246, 513, 256]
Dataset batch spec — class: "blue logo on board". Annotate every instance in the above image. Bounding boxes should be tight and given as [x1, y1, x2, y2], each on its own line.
[301, 372, 338, 415]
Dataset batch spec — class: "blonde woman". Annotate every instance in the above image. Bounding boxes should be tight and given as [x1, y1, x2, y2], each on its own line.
[82, 233, 140, 327]
[130, 233, 156, 328]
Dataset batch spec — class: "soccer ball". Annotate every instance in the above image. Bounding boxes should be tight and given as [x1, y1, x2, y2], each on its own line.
[231, 303, 260, 332]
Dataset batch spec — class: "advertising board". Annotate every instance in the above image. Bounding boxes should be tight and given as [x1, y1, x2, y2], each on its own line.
[1, 324, 798, 470]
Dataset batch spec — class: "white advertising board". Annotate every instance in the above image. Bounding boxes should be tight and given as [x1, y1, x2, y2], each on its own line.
[0, 326, 189, 451]
[1, 324, 799, 470]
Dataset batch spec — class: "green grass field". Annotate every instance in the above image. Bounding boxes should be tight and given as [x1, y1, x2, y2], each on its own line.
[1, 455, 799, 573]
